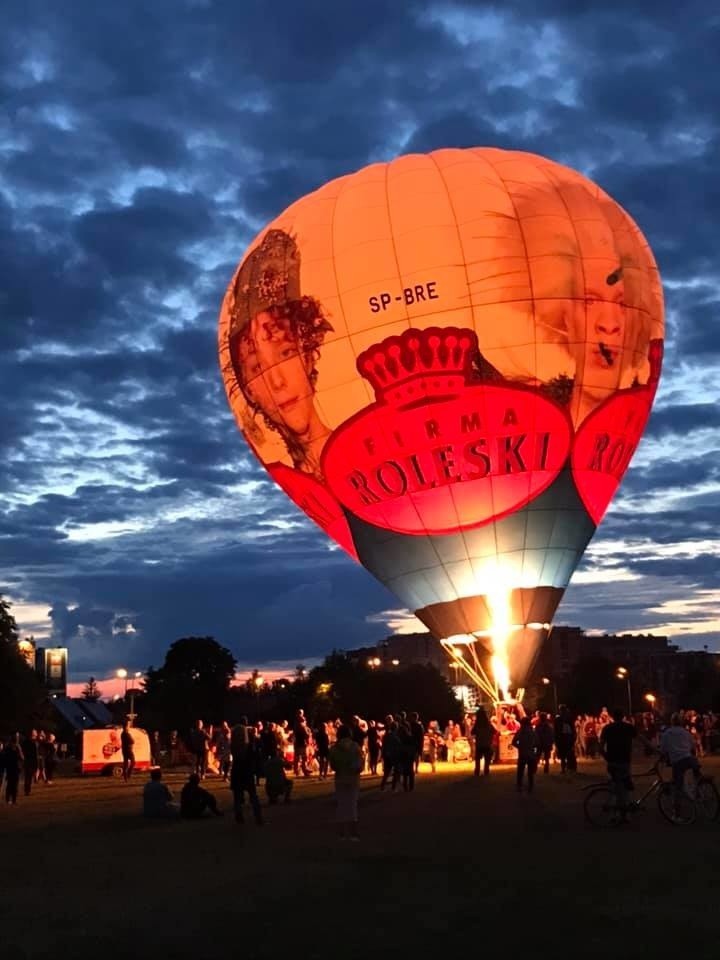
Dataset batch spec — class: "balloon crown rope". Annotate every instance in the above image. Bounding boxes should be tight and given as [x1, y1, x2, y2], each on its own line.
[441, 635, 533, 706]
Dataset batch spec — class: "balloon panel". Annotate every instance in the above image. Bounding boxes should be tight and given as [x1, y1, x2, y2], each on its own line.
[218, 148, 664, 683]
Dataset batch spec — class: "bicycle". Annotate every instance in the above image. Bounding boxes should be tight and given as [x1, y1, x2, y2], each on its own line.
[583, 760, 720, 827]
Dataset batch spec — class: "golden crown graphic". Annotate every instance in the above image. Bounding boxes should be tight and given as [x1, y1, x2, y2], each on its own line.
[357, 327, 479, 405]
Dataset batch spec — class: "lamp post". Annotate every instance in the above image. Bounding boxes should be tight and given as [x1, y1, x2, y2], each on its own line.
[127, 671, 142, 726]
[254, 675, 264, 717]
[541, 677, 558, 714]
[644, 692, 657, 713]
[116, 668, 128, 700]
[616, 667, 632, 716]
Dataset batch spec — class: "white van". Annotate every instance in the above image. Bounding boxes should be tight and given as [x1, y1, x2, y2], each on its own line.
[78, 727, 152, 777]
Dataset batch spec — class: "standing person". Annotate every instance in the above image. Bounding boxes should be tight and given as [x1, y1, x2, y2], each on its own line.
[554, 706, 576, 774]
[536, 713, 555, 774]
[121, 721, 135, 782]
[43, 734, 57, 785]
[292, 710, 311, 778]
[21, 730, 38, 796]
[350, 716, 368, 773]
[472, 708, 494, 777]
[397, 721, 416, 792]
[512, 716, 539, 793]
[366, 721, 381, 775]
[409, 713, 425, 774]
[584, 716, 599, 759]
[380, 720, 401, 791]
[4, 734, 23, 805]
[314, 722, 330, 780]
[599, 708, 637, 820]
[190, 720, 210, 779]
[216, 722, 232, 781]
[426, 722, 440, 773]
[230, 718, 264, 826]
[150, 731, 162, 768]
[328, 724, 363, 841]
[36, 731, 47, 783]
[264, 750, 293, 805]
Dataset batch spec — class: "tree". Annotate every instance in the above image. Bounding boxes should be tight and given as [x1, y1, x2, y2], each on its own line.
[81, 677, 103, 701]
[141, 636, 237, 732]
[0, 596, 49, 732]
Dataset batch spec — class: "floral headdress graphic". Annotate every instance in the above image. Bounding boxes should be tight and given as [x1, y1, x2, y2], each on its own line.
[228, 229, 301, 337]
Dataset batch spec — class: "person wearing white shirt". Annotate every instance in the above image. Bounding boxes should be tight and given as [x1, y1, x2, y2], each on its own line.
[660, 715, 701, 794]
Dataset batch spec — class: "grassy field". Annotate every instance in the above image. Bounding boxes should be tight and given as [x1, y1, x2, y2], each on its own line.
[1, 755, 719, 960]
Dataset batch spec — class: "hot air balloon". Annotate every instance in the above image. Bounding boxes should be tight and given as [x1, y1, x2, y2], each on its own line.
[218, 147, 664, 706]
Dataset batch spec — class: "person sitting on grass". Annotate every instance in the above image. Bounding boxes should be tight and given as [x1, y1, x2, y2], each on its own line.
[143, 767, 179, 819]
[264, 750, 293, 805]
[180, 773, 223, 819]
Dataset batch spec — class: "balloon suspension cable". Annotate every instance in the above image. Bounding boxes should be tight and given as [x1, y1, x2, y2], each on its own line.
[441, 638, 499, 703]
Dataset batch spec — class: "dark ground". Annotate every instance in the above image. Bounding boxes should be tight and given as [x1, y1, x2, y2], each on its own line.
[1, 755, 719, 960]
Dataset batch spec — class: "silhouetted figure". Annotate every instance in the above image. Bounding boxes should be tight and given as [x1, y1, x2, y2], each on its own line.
[329, 725, 363, 840]
[143, 768, 179, 818]
[21, 730, 38, 796]
[230, 718, 263, 826]
[536, 713, 555, 774]
[264, 751, 292, 805]
[180, 773, 222, 818]
[554, 706, 576, 774]
[121, 721, 135, 782]
[367, 721, 380, 775]
[409, 713, 424, 773]
[4, 735, 23, 805]
[512, 717, 539, 793]
[189, 720, 210, 779]
[472, 709, 494, 777]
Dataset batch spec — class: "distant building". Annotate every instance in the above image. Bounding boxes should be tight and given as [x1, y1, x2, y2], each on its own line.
[346, 633, 453, 679]
[538, 627, 676, 680]
[345, 627, 718, 712]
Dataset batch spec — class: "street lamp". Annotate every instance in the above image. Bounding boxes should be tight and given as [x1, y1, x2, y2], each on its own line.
[116, 668, 128, 698]
[391, 659, 400, 667]
[253, 674, 264, 716]
[541, 677, 558, 714]
[616, 667, 632, 716]
[128, 671, 142, 726]
[367, 657, 381, 669]
[644, 693, 657, 711]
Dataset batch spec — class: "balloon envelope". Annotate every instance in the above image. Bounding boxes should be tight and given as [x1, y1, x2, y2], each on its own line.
[218, 148, 664, 687]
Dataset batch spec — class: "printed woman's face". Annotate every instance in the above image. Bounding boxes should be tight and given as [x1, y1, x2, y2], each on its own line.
[571, 297, 628, 399]
[233, 310, 316, 436]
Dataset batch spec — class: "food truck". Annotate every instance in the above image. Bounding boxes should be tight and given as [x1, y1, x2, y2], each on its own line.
[78, 726, 152, 777]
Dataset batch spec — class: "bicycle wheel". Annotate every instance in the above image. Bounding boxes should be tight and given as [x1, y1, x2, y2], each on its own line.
[584, 786, 624, 827]
[657, 783, 696, 825]
[696, 778, 720, 821]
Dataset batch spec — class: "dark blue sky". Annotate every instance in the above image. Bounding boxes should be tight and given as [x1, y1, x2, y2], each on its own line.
[1, 0, 718, 681]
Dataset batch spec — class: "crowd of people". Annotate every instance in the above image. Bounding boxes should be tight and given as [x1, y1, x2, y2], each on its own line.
[2, 706, 717, 836]
[0, 730, 58, 804]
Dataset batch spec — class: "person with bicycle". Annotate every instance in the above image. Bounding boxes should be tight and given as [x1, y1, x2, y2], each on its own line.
[660, 713, 701, 800]
[599, 708, 637, 820]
